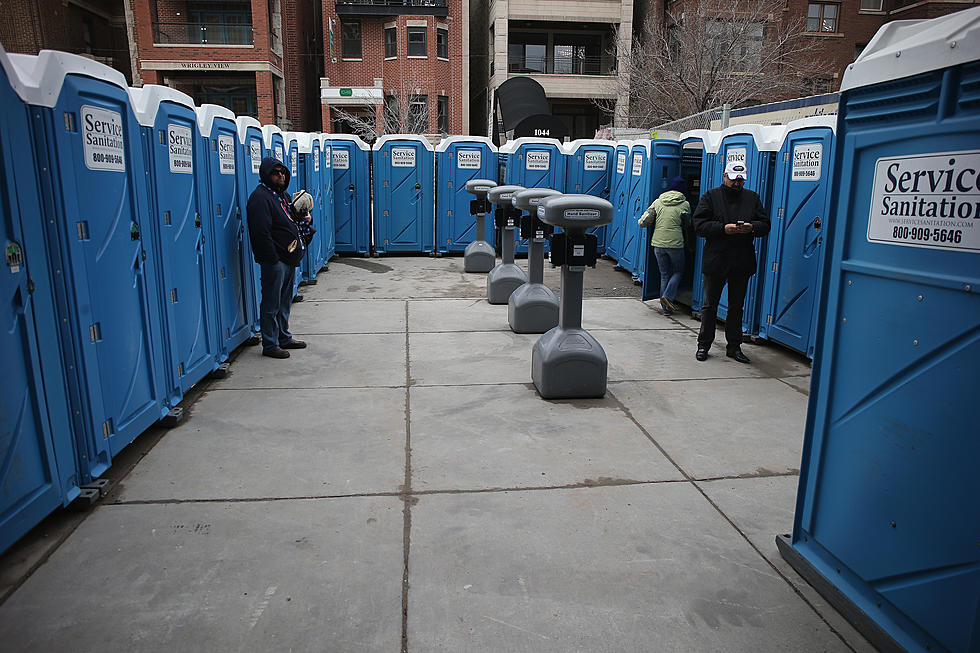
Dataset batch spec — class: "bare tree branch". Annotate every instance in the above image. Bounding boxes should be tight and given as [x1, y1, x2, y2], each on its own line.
[331, 70, 433, 141]
[613, 0, 838, 128]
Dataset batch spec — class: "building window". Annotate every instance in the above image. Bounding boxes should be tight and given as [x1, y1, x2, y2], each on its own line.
[707, 21, 764, 72]
[437, 28, 448, 59]
[341, 20, 361, 59]
[508, 32, 547, 73]
[385, 27, 397, 58]
[807, 3, 838, 33]
[384, 94, 399, 131]
[407, 27, 427, 57]
[859, 0, 882, 9]
[409, 94, 428, 131]
[437, 95, 449, 135]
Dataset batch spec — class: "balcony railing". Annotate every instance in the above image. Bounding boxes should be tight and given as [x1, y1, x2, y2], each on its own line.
[508, 56, 615, 76]
[153, 22, 254, 46]
[335, 0, 448, 17]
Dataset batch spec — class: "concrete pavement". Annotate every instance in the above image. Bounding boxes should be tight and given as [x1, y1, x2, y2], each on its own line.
[0, 256, 874, 652]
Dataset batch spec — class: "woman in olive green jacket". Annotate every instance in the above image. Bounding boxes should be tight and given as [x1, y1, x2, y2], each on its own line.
[638, 177, 691, 315]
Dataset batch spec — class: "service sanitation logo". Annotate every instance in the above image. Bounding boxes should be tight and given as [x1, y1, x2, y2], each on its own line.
[867, 150, 979, 253]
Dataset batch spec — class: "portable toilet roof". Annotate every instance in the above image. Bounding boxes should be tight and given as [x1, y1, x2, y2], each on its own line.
[373, 134, 434, 151]
[284, 131, 314, 154]
[717, 123, 786, 152]
[261, 124, 282, 150]
[327, 133, 370, 150]
[2, 47, 128, 107]
[235, 115, 261, 143]
[783, 115, 838, 134]
[563, 139, 615, 155]
[196, 104, 236, 137]
[679, 129, 723, 154]
[629, 139, 652, 156]
[499, 136, 564, 154]
[840, 6, 980, 93]
[127, 85, 196, 127]
[435, 135, 497, 152]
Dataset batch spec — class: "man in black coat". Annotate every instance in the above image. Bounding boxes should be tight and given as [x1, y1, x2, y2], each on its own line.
[691, 161, 771, 363]
[247, 157, 307, 359]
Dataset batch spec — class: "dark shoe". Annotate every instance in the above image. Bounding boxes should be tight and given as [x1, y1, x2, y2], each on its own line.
[727, 348, 751, 364]
[262, 347, 290, 359]
[695, 348, 708, 362]
[660, 298, 673, 316]
[280, 339, 307, 349]
[662, 297, 677, 313]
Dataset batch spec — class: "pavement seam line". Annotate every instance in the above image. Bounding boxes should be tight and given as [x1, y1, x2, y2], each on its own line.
[605, 387, 857, 652]
[402, 299, 412, 653]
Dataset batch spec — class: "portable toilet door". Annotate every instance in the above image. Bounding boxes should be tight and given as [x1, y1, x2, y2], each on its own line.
[779, 11, 980, 652]
[564, 139, 615, 254]
[319, 136, 336, 261]
[373, 135, 435, 254]
[676, 130, 719, 310]
[0, 45, 80, 554]
[501, 137, 566, 253]
[235, 115, 264, 337]
[435, 136, 498, 254]
[605, 140, 632, 261]
[712, 124, 783, 337]
[618, 141, 651, 277]
[309, 134, 328, 271]
[758, 117, 836, 356]
[11, 50, 169, 474]
[640, 139, 683, 301]
[131, 85, 220, 399]
[197, 104, 251, 359]
[286, 133, 321, 284]
[263, 124, 285, 166]
[331, 134, 371, 255]
[681, 129, 722, 315]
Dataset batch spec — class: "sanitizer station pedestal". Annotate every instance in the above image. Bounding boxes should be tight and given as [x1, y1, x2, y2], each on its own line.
[532, 195, 613, 399]
[486, 185, 526, 304]
[508, 188, 561, 333]
[463, 179, 497, 272]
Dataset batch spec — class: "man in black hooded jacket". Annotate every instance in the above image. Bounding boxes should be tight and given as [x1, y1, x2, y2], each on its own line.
[247, 157, 307, 359]
[691, 161, 770, 364]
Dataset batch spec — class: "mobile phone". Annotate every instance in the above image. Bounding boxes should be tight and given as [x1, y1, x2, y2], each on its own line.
[736, 220, 745, 225]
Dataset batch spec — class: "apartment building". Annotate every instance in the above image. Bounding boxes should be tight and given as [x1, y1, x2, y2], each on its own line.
[126, 0, 321, 130]
[0, 0, 133, 83]
[320, 0, 468, 136]
[472, 0, 631, 139]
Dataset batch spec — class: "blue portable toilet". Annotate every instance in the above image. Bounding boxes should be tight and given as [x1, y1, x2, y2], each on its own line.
[285, 132, 322, 285]
[564, 139, 616, 254]
[758, 116, 836, 357]
[307, 133, 329, 272]
[10, 50, 169, 478]
[435, 136, 498, 254]
[318, 134, 336, 262]
[605, 140, 633, 261]
[711, 124, 783, 337]
[235, 115, 264, 337]
[639, 139, 683, 301]
[263, 124, 286, 167]
[500, 137, 566, 253]
[372, 135, 435, 254]
[130, 84, 220, 397]
[0, 45, 81, 554]
[778, 10, 980, 653]
[196, 104, 251, 359]
[680, 129, 722, 313]
[330, 133, 371, 255]
[617, 140, 651, 278]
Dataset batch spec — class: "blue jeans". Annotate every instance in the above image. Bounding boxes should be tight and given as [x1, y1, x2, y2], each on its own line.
[259, 260, 295, 350]
[653, 247, 684, 301]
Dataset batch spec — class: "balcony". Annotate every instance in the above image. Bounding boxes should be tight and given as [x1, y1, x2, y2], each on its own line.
[335, 0, 448, 18]
[508, 55, 614, 76]
[153, 21, 254, 46]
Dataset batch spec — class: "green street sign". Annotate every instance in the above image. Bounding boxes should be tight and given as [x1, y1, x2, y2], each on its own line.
[339, 88, 353, 97]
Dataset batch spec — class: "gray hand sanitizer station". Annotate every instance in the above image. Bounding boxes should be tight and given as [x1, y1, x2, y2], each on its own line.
[486, 185, 527, 304]
[463, 179, 497, 272]
[532, 194, 613, 399]
[509, 188, 562, 333]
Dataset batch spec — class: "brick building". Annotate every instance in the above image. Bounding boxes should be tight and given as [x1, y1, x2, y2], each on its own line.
[320, 0, 469, 137]
[126, 0, 321, 130]
[0, 0, 134, 83]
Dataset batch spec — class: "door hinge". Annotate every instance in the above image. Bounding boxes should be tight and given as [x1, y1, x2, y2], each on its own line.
[27, 278, 35, 294]
[102, 419, 113, 438]
[772, 262, 778, 272]
[89, 322, 102, 342]
[778, 208, 784, 218]
[783, 151, 789, 162]
[767, 314, 773, 324]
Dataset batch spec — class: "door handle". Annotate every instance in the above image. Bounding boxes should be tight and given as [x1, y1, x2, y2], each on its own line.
[813, 218, 822, 230]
